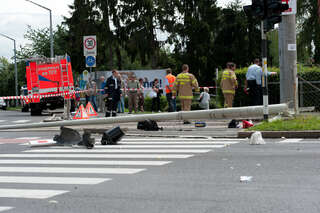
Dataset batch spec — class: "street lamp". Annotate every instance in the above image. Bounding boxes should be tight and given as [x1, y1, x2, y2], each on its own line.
[25, 0, 54, 59]
[0, 33, 18, 105]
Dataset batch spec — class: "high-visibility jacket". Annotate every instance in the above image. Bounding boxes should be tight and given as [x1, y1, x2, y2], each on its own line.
[165, 74, 176, 94]
[220, 69, 238, 94]
[172, 72, 199, 100]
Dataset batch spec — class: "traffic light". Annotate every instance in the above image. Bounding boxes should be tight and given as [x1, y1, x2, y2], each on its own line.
[264, 0, 289, 32]
[243, 0, 265, 18]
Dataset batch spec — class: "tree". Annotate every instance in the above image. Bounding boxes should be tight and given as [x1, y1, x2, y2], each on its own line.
[297, 0, 320, 64]
[64, 0, 99, 73]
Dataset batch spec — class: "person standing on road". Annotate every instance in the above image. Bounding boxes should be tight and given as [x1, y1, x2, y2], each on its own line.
[165, 68, 176, 112]
[105, 70, 121, 117]
[89, 81, 98, 112]
[245, 58, 276, 106]
[117, 74, 125, 113]
[98, 76, 106, 112]
[151, 78, 161, 113]
[127, 75, 139, 114]
[138, 78, 145, 112]
[172, 64, 199, 124]
[220, 62, 238, 108]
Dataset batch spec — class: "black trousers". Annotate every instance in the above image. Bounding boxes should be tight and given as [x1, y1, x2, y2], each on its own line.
[105, 97, 119, 112]
[247, 80, 262, 106]
[151, 96, 160, 112]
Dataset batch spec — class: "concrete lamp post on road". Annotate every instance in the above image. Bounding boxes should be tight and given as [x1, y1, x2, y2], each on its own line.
[0, 33, 18, 106]
[25, 0, 54, 59]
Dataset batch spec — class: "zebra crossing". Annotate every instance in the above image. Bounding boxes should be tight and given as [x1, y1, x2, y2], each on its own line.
[0, 137, 239, 212]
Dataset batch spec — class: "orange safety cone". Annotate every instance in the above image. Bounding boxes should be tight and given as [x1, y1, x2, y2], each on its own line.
[73, 104, 89, 120]
[85, 102, 98, 117]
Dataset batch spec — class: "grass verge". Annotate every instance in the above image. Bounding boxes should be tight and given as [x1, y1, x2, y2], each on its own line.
[249, 115, 320, 131]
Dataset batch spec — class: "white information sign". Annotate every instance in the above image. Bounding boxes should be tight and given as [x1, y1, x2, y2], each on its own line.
[288, 44, 296, 51]
[282, 0, 296, 15]
[83, 35, 97, 56]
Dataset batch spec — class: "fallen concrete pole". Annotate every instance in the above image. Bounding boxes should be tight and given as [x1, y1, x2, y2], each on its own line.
[0, 104, 288, 130]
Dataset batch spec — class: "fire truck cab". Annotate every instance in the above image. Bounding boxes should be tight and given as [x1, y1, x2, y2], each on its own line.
[25, 56, 75, 116]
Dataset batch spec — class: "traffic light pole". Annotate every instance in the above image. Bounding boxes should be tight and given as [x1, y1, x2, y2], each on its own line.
[261, 21, 269, 121]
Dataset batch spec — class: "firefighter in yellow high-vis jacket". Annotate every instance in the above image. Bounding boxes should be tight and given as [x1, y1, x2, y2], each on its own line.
[220, 62, 238, 108]
[172, 64, 199, 124]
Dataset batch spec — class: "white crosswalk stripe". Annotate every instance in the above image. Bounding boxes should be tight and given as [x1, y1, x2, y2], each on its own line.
[0, 167, 145, 174]
[50, 144, 226, 149]
[0, 176, 110, 185]
[0, 207, 14, 212]
[0, 159, 171, 166]
[25, 149, 213, 153]
[0, 153, 193, 159]
[0, 120, 6, 123]
[0, 188, 68, 199]
[0, 137, 239, 209]
[119, 138, 245, 141]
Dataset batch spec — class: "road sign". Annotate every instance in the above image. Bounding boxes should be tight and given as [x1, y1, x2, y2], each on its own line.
[85, 56, 96, 68]
[83, 35, 97, 56]
[281, 0, 296, 15]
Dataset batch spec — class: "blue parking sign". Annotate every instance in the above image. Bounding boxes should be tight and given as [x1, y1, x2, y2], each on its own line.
[86, 56, 96, 67]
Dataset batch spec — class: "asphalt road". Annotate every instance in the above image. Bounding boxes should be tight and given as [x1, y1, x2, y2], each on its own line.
[0, 109, 320, 213]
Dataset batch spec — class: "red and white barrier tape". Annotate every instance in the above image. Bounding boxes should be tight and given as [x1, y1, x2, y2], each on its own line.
[0, 86, 216, 100]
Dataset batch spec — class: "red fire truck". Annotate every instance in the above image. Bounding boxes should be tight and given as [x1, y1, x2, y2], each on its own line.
[24, 56, 75, 116]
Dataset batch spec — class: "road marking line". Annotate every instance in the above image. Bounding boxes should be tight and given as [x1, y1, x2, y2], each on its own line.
[0, 154, 193, 159]
[116, 141, 239, 145]
[49, 145, 226, 149]
[0, 207, 14, 212]
[119, 138, 244, 141]
[0, 159, 171, 166]
[0, 120, 6, 123]
[0, 188, 68, 199]
[25, 149, 212, 153]
[0, 176, 110, 185]
[0, 167, 145, 174]
[279, 139, 304, 143]
[16, 137, 41, 140]
[12, 120, 30, 124]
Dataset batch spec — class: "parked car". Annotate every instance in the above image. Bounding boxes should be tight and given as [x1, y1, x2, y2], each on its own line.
[0, 99, 7, 110]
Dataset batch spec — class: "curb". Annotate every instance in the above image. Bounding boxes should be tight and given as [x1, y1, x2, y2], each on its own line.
[238, 131, 320, 139]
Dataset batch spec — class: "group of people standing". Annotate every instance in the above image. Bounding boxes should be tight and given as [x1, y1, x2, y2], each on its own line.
[99, 70, 145, 117]
[220, 58, 276, 108]
[80, 64, 209, 124]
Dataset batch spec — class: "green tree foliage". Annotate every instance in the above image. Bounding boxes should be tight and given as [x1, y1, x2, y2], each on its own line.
[12, 0, 264, 87]
[297, 0, 320, 64]
[64, 0, 99, 73]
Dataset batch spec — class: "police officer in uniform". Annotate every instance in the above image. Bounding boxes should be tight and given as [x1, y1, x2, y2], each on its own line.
[172, 64, 199, 124]
[105, 70, 121, 117]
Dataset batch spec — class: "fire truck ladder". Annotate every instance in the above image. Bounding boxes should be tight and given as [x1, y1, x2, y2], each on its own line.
[60, 58, 70, 92]
[29, 62, 40, 95]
